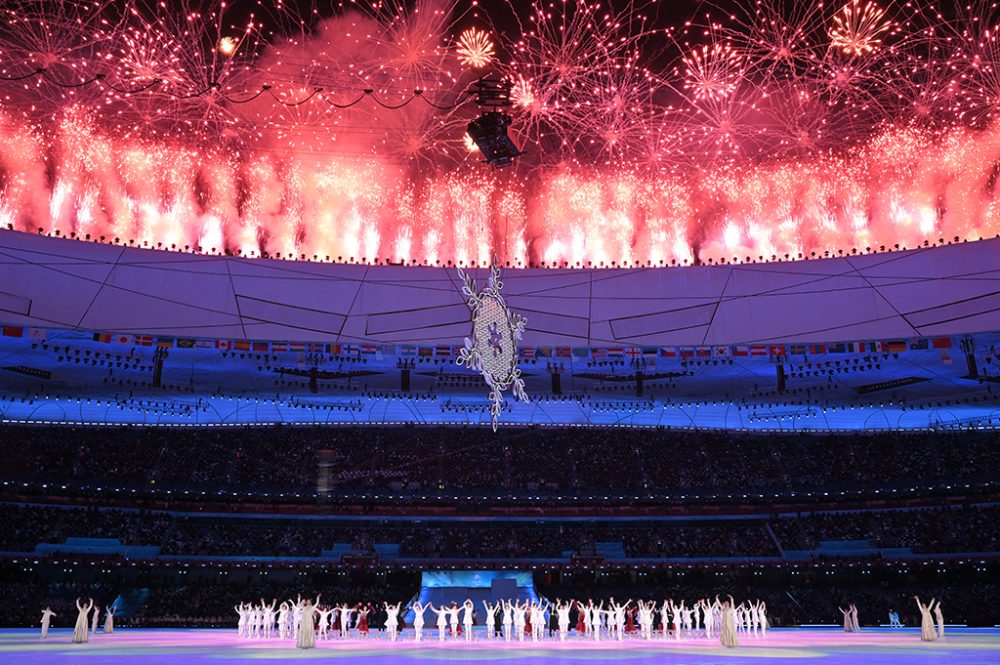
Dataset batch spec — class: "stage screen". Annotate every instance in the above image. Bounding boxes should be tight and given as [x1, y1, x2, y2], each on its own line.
[420, 571, 534, 589]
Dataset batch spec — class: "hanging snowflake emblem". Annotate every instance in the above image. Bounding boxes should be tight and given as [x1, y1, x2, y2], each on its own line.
[456, 257, 529, 431]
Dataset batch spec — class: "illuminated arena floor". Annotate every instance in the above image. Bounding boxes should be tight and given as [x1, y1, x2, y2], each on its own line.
[2, 628, 999, 664]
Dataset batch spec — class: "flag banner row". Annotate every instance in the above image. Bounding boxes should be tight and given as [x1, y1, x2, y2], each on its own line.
[0, 325, 956, 359]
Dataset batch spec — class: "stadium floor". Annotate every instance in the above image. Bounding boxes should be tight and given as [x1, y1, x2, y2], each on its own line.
[1, 627, 997, 664]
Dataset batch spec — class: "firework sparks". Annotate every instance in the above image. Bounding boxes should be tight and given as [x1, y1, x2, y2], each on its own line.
[0, 0, 995, 270]
[829, 0, 893, 57]
[456, 27, 494, 68]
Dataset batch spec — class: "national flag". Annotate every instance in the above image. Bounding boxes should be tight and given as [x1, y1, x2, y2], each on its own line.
[418, 347, 433, 357]
[591, 348, 607, 359]
[308, 343, 325, 353]
[177, 338, 196, 349]
[789, 344, 806, 355]
[400, 345, 417, 357]
[132, 335, 152, 347]
[932, 337, 952, 349]
[909, 338, 929, 350]
[251, 341, 269, 352]
[625, 348, 641, 359]
[1, 325, 22, 338]
[557, 346, 572, 358]
[92, 332, 112, 344]
[194, 339, 214, 349]
[362, 343, 380, 355]
[572, 347, 590, 358]
[828, 342, 846, 353]
[769, 345, 787, 357]
[607, 347, 624, 358]
[342, 344, 359, 356]
[434, 344, 451, 357]
[271, 342, 289, 353]
[379, 344, 395, 357]
[156, 337, 175, 348]
[214, 339, 230, 350]
[713, 346, 729, 357]
[886, 340, 907, 353]
[233, 340, 251, 351]
[732, 346, 749, 357]
[679, 347, 695, 358]
[27, 327, 47, 341]
[695, 347, 711, 357]
[750, 345, 768, 356]
[288, 341, 306, 352]
[642, 347, 658, 359]
[848, 341, 866, 353]
[111, 333, 132, 345]
[537, 346, 552, 358]
[659, 347, 677, 358]
[809, 343, 826, 355]
[518, 347, 535, 360]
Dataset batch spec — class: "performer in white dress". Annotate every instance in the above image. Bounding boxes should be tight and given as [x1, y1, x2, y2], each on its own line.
[430, 603, 449, 641]
[277, 602, 290, 640]
[40, 607, 56, 639]
[317, 606, 332, 641]
[411, 602, 427, 642]
[90, 604, 100, 635]
[933, 601, 944, 639]
[73, 598, 93, 644]
[262, 599, 276, 639]
[103, 607, 114, 634]
[850, 604, 861, 632]
[296, 595, 320, 649]
[501, 601, 513, 642]
[339, 603, 355, 638]
[720, 597, 738, 649]
[482, 601, 498, 639]
[839, 606, 854, 632]
[512, 601, 527, 642]
[914, 596, 938, 642]
[385, 602, 402, 642]
[556, 601, 572, 641]
[461, 600, 475, 642]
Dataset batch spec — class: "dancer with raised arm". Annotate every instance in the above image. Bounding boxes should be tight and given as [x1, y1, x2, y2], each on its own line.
[556, 600, 572, 641]
[73, 598, 93, 644]
[915, 596, 938, 642]
[296, 594, 320, 649]
[850, 604, 861, 632]
[103, 606, 114, 635]
[720, 596, 738, 649]
[277, 602, 290, 640]
[40, 607, 56, 639]
[385, 602, 402, 642]
[513, 600, 527, 642]
[411, 601, 426, 642]
[501, 600, 513, 642]
[90, 604, 100, 635]
[933, 601, 944, 639]
[839, 606, 854, 632]
[461, 600, 475, 642]
[430, 603, 448, 642]
[482, 601, 497, 640]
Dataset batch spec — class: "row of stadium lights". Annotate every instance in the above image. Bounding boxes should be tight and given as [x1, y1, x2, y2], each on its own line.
[2, 416, 996, 433]
[8, 225, 993, 269]
[1, 478, 990, 503]
[9, 557, 995, 572]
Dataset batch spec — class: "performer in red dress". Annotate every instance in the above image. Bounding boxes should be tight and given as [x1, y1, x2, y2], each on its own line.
[357, 604, 369, 636]
[575, 601, 586, 633]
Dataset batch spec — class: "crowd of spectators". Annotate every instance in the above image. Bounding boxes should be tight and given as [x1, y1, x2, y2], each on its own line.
[0, 426, 996, 499]
[771, 505, 1000, 554]
[2, 502, 997, 559]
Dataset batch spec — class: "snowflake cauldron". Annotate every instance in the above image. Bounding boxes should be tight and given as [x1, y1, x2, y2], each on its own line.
[456, 259, 529, 431]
